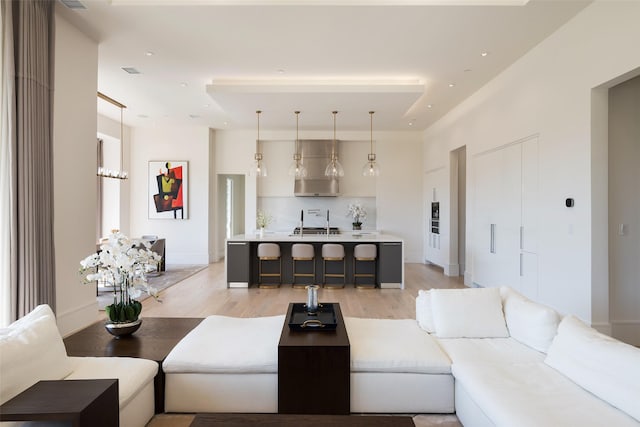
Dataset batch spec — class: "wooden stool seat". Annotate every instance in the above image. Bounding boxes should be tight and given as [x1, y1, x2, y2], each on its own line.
[322, 244, 346, 288]
[354, 244, 377, 289]
[292, 243, 315, 289]
[258, 243, 281, 288]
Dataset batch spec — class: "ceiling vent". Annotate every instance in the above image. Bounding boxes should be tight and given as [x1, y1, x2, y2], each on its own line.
[121, 67, 141, 75]
[59, 0, 86, 10]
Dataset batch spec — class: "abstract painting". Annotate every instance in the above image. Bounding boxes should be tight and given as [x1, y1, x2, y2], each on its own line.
[148, 161, 188, 219]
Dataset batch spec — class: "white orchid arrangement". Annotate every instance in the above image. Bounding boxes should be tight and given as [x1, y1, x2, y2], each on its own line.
[256, 210, 273, 229]
[79, 231, 161, 323]
[347, 202, 367, 224]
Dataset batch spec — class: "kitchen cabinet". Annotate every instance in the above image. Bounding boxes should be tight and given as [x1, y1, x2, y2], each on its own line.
[424, 167, 446, 266]
[471, 137, 538, 298]
[379, 241, 403, 288]
[226, 241, 250, 287]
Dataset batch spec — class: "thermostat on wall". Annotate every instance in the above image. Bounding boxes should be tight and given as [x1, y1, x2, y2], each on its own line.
[565, 198, 574, 208]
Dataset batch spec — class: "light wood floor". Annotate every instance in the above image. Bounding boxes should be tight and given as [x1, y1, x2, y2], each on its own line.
[140, 261, 465, 319]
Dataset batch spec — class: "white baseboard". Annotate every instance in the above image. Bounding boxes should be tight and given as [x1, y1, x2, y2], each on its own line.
[610, 320, 640, 346]
[444, 264, 460, 277]
[57, 300, 98, 337]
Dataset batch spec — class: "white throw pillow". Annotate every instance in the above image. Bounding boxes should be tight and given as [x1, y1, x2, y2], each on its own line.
[501, 286, 560, 353]
[0, 305, 74, 404]
[545, 315, 640, 422]
[430, 287, 509, 338]
[415, 289, 435, 333]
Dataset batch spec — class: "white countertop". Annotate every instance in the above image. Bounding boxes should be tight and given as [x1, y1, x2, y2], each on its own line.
[228, 231, 403, 243]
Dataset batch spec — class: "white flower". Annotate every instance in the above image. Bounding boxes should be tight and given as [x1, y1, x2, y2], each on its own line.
[256, 210, 272, 228]
[347, 202, 367, 223]
[79, 231, 162, 307]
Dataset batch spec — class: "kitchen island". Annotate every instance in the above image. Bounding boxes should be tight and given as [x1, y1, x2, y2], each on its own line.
[226, 232, 404, 289]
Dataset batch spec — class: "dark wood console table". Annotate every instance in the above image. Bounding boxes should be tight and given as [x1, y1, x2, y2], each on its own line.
[278, 303, 350, 415]
[64, 317, 202, 413]
[0, 379, 118, 426]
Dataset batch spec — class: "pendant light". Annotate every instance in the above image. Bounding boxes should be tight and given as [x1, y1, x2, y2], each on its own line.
[324, 111, 344, 177]
[288, 111, 307, 178]
[362, 111, 380, 176]
[96, 92, 128, 180]
[252, 110, 267, 177]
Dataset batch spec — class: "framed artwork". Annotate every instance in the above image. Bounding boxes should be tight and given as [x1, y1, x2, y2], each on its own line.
[148, 161, 188, 219]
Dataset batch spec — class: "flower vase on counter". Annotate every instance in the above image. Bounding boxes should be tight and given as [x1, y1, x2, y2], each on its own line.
[347, 202, 367, 231]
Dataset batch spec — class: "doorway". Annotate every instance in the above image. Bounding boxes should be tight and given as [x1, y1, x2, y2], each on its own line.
[449, 146, 467, 278]
[608, 74, 640, 346]
[217, 174, 245, 255]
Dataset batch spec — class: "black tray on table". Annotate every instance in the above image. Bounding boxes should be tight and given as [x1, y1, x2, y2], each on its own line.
[287, 303, 337, 331]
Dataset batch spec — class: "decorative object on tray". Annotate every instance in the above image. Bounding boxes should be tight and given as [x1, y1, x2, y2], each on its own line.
[256, 209, 272, 237]
[288, 302, 337, 331]
[306, 285, 319, 314]
[347, 202, 367, 230]
[80, 230, 161, 337]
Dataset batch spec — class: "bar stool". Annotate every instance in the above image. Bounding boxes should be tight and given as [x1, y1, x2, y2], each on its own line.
[322, 243, 346, 289]
[353, 244, 377, 289]
[257, 243, 281, 288]
[292, 243, 315, 289]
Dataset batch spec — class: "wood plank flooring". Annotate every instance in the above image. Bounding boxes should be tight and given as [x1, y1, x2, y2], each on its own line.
[139, 261, 465, 319]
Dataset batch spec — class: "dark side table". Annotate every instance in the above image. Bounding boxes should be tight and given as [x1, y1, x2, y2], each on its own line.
[0, 379, 118, 427]
[63, 317, 202, 413]
[278, 303, 350, 415]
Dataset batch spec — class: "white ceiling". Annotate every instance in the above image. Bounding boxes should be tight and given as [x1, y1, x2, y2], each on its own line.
[58, 0, 589, 131]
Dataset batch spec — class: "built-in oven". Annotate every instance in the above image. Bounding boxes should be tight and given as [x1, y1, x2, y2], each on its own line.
[431, 202, 440, 234]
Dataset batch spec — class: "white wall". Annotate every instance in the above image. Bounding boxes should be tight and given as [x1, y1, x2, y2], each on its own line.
[129, 126, 210, 264]
[213, 129, 424, 262]
[53, 12, 99, 335]
[422, 0, 640, 326]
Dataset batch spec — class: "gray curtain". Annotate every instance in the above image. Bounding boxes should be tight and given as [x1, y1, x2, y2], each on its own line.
[1, 0, 17, 326]
[11, 0, 56, 318]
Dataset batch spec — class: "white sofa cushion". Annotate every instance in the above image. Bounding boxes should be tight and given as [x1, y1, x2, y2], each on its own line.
[545, 315, 640, 422]
[0, 305, 74, 404]
[415, 289, 435, 333]
[453, 360, 640, 427]
[500, 286, 560, 353]
[66, 356, 158, 408]
[438, 337, 545, 365]
[163, 315, 284, 374]
[430, 288, 509, 338]
[344, 317, 451, 374]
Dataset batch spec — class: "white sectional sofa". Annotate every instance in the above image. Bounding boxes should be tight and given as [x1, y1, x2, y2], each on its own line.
[163, 286, 640, 426]
[416, 286, 640, 427]
[0, 305, 158, 427]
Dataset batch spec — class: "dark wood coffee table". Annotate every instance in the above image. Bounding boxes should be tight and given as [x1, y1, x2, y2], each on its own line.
[190, 413, 415, 427]
[0, 379, 118, 426]
[64, 316, 202, 413]
[278, 302, 350, 415]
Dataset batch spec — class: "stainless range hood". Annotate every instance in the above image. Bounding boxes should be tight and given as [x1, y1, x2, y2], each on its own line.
[294, 140, 340, 197]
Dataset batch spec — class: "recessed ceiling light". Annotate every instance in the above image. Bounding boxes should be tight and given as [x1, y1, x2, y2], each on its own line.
[189, 114, 200, 119]
[203, 104, 210, 108]
[180, 82, 188, 88]
[427, 104, 433, 109]
[121, 67, 141, 74]
[448, 83, 455, 88]
[464, 69, 472, 73]
[408, 121, 414, 126]
[276, 69, 286, 74]
[145, 51, 154, 57]
[481, 52, 489, 57]
[223, 121, 228, 126]
[137, 114, 149, 119]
